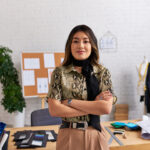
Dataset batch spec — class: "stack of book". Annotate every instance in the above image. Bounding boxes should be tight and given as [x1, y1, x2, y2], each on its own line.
[0, 122, 9, 150]
[114, 104, 128, 121]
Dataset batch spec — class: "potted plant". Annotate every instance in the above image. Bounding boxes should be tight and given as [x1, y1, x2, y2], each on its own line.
[0, 46, 26, 127]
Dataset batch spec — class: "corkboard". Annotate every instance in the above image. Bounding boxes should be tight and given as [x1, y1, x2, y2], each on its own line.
[21, 52, 64, 97]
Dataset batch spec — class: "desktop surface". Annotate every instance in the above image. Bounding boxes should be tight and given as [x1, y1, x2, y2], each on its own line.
[5, 120, 150, 150]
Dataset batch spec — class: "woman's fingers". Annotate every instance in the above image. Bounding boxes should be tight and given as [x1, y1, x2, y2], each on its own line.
[100, 91, 112, 101]
[101, 91, 111, 96]
[95, 90, 112, 100]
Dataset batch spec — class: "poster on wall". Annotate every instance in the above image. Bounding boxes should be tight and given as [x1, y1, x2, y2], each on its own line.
[99, 31, 117, 52]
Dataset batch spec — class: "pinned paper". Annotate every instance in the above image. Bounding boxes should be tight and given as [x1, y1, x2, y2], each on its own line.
[37, 78, 48, 94]
[48, 69, 54, 83]
[44, 53, 55, 68]
[23, 70, 35, 86]
[24, 58, 40, 69]
[61, 58, 64, 63]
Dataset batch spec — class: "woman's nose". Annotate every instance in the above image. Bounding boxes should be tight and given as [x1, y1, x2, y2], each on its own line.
[78, 41, 84, 48]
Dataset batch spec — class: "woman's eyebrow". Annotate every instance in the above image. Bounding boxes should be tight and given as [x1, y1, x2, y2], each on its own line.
[73, 37, 89, 40]
[73, 37, 79, 40]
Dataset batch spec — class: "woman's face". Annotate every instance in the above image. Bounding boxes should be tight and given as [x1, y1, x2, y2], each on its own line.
[71, 31, 92, 60]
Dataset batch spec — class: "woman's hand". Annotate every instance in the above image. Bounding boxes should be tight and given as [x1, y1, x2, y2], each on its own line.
[95, 90, 113, 101]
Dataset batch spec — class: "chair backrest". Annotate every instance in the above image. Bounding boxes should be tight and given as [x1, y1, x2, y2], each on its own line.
[31, 108, 62, 126]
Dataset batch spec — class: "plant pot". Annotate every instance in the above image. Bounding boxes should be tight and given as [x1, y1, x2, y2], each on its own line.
[13, 108, 25, 128]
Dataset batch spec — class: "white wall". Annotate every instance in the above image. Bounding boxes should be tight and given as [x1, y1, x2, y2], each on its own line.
[0, 0, 150, 126]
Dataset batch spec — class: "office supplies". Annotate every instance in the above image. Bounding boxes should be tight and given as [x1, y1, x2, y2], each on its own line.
[114, 129, 127, 139]
[0, 122, 6, 147]
[28, 132, 47, 148]
[111, 122, 139, 130]
[14, 130, 47, 148]
[46, 130, 57, 142]
[0, 131, 10, 150]
[0, 132, 8, 149]
[105, 126, 124, 146]
[0, 122, 6, 137]
[13, 129, 57, 148]
[136, 115, 150, 139]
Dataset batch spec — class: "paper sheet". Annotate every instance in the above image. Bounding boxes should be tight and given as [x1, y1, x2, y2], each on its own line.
[46, 131, 54, 140]
[32, 140, 42, 146]
[48, 69, 54, 83]
[61, 58, 64, 63]
[136, 115, 150, 139]
[37, 78, 48, 94]
[100, 37, 116, 49]
[24, 58, 40, 69]
[44, 53, 55, 68]
[23, 70, 35, 86]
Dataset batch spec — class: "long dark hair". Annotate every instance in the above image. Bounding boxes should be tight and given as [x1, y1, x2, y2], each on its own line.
[62, 25, 100, 67]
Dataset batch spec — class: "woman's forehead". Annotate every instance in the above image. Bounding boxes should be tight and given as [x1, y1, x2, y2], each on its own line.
[73, 31, 89, 39]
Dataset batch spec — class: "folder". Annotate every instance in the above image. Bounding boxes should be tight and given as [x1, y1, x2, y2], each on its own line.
[0, 131, 10, 150]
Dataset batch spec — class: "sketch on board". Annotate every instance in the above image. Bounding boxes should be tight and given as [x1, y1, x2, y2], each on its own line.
[99, 31, 117, 52]
[24, 58, 40, 69]
[48, 69, 54, 83]
[44, 53, 55, 68]
[37, 78, 49, 94]
[23, 70, 35, 86]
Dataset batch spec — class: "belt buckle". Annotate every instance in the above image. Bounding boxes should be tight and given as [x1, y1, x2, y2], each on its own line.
[78, 121, 88, 130]
[72, 122, 77, 129]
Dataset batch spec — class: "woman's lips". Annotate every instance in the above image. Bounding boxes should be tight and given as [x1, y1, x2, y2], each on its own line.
[77, 51, 85, 54]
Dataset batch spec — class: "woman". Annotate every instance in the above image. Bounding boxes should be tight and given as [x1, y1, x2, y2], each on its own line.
[47, 25, 117, 150]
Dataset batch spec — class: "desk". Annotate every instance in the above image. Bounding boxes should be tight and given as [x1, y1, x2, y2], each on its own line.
[5, 120, 150, 150]
[104, 120, 150, 150]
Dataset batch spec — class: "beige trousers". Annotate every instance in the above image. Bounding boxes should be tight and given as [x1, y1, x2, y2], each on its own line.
[56, 124, 109, 150]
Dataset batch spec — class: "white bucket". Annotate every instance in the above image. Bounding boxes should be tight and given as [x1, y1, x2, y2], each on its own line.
[13, 108, 25, 128]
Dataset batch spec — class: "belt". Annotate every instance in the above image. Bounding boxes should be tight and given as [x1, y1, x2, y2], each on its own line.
[60, 121, 88, 130]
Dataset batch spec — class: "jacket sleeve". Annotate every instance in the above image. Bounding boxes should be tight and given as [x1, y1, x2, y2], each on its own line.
[46, 67, 62, 101]
[100, 68, 117, 104]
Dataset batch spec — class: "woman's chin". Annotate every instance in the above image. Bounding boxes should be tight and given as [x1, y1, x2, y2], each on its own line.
[73, 56, 89, 61]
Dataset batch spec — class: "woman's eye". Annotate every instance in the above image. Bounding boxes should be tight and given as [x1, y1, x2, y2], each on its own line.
[84, 41, 90, 43]
[72, 40, 79, 43]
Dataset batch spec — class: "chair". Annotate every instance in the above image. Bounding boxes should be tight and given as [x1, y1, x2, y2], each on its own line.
[31, 108, 62, 126]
